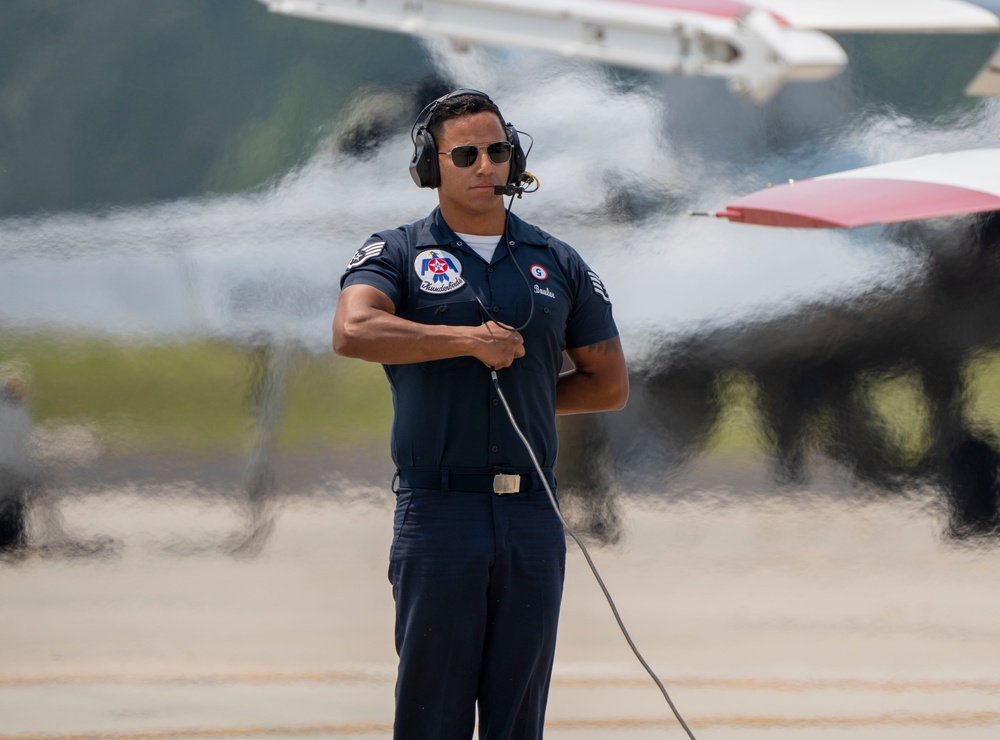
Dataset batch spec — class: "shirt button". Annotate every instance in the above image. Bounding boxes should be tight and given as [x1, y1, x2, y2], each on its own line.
[487, 267, 493, 273]
[492, 306, 500, 312]
[491, 446, 498, 453]
[492, 398, 499, 406]
[508, 240, 515, 246]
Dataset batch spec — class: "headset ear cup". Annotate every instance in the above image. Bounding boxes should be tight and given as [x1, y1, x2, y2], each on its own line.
[506, 125, 527, 184]
[409, 128, 440, 189]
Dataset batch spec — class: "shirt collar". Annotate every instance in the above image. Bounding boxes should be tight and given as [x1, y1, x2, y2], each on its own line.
[414, 207, 550, 250]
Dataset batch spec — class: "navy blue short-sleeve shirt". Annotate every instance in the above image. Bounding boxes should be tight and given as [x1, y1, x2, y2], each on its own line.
[340, 207, 619, 472]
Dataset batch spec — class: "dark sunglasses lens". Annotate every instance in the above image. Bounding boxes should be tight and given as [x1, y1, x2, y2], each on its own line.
[451, 146, 479, 168]
[487, 142, 513, 164]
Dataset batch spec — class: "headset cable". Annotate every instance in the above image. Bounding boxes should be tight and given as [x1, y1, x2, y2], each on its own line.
[490, 369, 697, 740]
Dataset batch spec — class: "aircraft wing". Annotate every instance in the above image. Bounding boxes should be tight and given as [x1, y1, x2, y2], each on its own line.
[967, 41, 1000, 95]
[258, 0, 1000, 103]
[714, 148, 1000, 228]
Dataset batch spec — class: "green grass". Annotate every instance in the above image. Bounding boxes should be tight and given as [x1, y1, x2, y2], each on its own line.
[964, 352, 1000, 441]
[5, 330, 1000, 464]
[860, 370, 931, 465]
[0, 331, 393, 455]
[282, 351, 394, 449]
[703, 361, 998, 467]
[703, 371, 767, 464]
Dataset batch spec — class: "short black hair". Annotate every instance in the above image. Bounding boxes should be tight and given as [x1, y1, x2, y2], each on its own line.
[426, 92, 505, 144]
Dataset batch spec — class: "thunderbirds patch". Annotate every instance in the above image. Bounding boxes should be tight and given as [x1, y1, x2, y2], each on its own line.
[588, 270, 611, 304]
[347, 240, 385, 270]
[414, 249, 465, 294]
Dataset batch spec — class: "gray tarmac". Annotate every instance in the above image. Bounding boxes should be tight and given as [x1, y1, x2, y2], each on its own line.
[1, 477, 999, 739]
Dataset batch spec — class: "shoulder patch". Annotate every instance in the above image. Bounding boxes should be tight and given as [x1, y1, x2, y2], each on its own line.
[346, 240, 385, 270]
[587, 270, 611, 304]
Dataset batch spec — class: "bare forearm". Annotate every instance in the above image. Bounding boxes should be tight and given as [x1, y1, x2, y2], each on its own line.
[333, 285, 524, 368]
[555, 337, 629, 415]
[556, 369, 628, 414]
[335, 309, 477, 364]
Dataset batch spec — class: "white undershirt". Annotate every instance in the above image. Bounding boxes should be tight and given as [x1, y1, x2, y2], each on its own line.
[456, 232, 503, 263]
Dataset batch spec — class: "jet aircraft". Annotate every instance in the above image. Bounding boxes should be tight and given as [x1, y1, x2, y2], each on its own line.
[8, 3, 1000, 551]
[258, 0, 1000, 102]
[258, 0, 1000, 541]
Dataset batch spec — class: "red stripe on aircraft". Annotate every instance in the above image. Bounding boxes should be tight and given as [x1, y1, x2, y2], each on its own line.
[607, 0, 790, 25]
[718, 178, 1000, 228]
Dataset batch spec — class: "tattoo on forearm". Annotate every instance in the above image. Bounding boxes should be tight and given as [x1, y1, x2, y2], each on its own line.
[582, 338, 620, 355]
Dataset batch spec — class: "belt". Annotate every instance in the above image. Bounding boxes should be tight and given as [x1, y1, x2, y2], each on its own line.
[394, 468, 556, 495]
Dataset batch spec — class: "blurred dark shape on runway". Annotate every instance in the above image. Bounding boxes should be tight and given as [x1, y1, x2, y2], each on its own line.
[558, 212, 1000, 543]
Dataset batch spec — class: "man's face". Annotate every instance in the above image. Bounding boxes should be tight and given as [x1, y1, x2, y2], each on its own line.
[435, 111, 511, 222]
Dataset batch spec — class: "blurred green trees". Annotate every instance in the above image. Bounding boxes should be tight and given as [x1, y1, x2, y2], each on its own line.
[0, 0, 435, 215]
[1, 2, 996, 217]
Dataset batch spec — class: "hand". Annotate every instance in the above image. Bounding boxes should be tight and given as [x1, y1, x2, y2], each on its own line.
[471, 321, 525, 369]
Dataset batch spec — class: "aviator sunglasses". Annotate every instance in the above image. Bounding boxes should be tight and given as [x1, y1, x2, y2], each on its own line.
[438, 140, 513, 168]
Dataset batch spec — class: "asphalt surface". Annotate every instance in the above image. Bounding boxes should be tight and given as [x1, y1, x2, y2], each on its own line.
[2, 477, 999, 739]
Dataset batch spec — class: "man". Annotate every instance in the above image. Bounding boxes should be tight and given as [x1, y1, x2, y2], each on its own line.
[0, 364, 32, 551]
[333, 89, 628, 739]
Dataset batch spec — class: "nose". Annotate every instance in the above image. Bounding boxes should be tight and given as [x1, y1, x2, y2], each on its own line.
[473, 148, 494, 173]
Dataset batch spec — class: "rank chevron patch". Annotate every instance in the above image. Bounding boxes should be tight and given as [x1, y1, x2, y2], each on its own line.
[587, 270, 611, 304]
[347, 240, 385, 269]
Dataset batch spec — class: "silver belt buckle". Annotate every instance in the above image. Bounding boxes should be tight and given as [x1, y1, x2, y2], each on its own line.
[493, 473, 521, 495]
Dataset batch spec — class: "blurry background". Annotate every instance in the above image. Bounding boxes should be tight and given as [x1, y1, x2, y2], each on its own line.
[2, 0, 1000, 541]
[2, 1, 1000, 736]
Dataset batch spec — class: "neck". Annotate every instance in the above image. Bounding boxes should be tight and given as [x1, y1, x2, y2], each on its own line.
[439, 202, 507, 236]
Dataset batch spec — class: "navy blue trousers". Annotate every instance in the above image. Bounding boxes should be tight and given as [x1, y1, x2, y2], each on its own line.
[388, 487, 566, 740]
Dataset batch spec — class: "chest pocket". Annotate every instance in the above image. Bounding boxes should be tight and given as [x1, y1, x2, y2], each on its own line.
[409, 299, 483, 375]
[517, 301, 569, 378]
[411, 297, 482, 325]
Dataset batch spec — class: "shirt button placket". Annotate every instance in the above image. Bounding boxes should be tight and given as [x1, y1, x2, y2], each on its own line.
[487, 259, 510, 465]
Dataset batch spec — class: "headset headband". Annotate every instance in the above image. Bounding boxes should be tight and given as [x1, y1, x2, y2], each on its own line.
[409, 88, 495, 144]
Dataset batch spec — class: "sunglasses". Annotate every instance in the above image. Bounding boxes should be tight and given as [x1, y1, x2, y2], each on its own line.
[438, 141, 513, 168]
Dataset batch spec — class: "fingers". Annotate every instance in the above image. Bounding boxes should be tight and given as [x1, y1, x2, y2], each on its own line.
[477, 321, 524, 369]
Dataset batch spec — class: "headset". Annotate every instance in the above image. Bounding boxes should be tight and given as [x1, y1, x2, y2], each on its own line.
[409, 88, 527, 189]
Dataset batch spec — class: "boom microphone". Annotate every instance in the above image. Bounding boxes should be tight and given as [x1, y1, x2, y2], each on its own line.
[494, 172, 538, 197]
